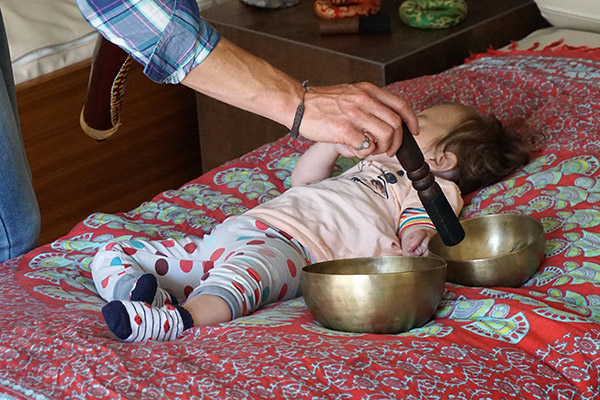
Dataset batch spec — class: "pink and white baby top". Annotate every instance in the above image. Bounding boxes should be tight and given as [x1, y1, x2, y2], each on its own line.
[245, 156, 462, 262]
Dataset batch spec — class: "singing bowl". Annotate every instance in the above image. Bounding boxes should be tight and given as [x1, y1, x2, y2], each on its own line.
[301, 256, 446, 334]
[428, 214, 546, 287]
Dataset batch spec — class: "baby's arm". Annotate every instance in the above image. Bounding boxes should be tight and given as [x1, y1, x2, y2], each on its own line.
[291, 142, 353, 186]
[291, 141, 397, 186]
[398, 179, 463, 256]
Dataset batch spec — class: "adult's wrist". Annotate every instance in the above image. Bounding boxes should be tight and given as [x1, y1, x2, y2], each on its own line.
[289, 80, 310, 138]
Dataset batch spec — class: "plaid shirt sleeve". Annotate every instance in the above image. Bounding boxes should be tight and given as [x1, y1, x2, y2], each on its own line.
[76, 0, 221, 84]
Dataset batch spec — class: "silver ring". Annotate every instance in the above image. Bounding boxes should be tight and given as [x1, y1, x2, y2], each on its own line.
[353, 134, 370, 151]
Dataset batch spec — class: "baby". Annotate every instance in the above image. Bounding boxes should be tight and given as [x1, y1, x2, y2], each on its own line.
[92, 103, 530, 342]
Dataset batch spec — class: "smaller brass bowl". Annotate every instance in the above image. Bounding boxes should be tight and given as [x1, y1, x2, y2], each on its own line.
[301, 256, 446, 334]
[428, 214, 546, 287]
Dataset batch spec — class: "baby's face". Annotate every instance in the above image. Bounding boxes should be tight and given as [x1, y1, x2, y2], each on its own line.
[414, 104, 466, 156]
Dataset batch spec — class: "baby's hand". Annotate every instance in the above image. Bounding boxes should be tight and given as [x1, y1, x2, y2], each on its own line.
[400, 227, 436, 256]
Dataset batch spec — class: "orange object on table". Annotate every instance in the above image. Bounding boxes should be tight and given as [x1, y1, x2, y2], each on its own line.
[313, 0, 381, 20]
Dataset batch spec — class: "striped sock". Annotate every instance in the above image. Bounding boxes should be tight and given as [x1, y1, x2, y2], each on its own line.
[102, 300, 193, 342]
[130, 274, 178, 307]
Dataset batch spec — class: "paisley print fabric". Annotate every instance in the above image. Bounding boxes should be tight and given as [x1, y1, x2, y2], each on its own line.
[1, 44, 600, 399]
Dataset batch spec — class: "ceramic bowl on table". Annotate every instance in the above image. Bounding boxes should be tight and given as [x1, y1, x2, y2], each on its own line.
[428, 214, 546, 287]
[301, 256, 447, 334]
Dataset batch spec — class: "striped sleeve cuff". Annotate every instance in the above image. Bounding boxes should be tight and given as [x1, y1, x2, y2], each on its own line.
[398, 207, 434, 236]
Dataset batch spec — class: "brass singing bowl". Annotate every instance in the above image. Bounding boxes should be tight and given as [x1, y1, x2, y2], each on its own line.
[428, 214, 546, 287]
[301, 256, 446, 334]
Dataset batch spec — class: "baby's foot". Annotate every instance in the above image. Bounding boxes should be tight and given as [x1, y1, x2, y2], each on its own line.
[130, 274, 178, 307]
[102, 300, 193, 342]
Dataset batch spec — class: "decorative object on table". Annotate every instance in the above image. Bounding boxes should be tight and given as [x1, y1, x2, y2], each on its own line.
[428, 214, 546, 287]
[240, 0, 300, 9]
[399, 0, 467, 29]
[318, 13, 392, 35]
[313, 0, 381, 20]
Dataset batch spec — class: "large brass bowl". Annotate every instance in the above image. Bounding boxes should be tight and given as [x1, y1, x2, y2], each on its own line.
[428, 214, 546, 287]
[301, 256, 446, 334]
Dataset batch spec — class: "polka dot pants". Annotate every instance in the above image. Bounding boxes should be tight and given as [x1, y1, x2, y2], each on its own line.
[91, 216, 314, 318]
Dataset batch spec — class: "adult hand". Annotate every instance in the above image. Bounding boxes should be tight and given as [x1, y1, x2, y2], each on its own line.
[299, 82, 419, 158]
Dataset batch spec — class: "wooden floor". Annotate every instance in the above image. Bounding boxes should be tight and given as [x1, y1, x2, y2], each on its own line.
[16, 59, 202, 245]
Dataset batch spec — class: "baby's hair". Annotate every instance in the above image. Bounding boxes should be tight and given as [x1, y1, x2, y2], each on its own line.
[434, 104, 530, 194]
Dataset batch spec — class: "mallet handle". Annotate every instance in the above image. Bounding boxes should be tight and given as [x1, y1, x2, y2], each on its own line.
[395, 122, 465, 246]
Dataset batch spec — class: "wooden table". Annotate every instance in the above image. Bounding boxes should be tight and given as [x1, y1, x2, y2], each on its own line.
[197, 0, 548, 172]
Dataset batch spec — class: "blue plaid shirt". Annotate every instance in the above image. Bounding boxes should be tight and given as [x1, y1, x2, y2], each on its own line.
[76, 0, 221, 84]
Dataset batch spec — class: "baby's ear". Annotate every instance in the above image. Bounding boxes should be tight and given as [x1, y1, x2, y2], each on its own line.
[427, 151, 457, 173]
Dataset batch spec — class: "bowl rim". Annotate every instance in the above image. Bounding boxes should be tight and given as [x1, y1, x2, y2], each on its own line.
[302, 255, 447, 276]
[428, 214, 546, 263]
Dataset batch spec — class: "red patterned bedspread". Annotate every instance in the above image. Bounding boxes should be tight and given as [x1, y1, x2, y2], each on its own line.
[1, 46, 600, 399]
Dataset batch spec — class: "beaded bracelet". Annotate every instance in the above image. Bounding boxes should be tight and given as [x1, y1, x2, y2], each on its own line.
[289, 80, 310, 138]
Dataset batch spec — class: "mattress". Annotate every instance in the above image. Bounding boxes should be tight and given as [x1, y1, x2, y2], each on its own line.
[1, 28, 599, 398]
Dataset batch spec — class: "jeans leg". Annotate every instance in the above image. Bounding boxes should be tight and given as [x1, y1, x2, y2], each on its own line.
[0, 11, 41, 263]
